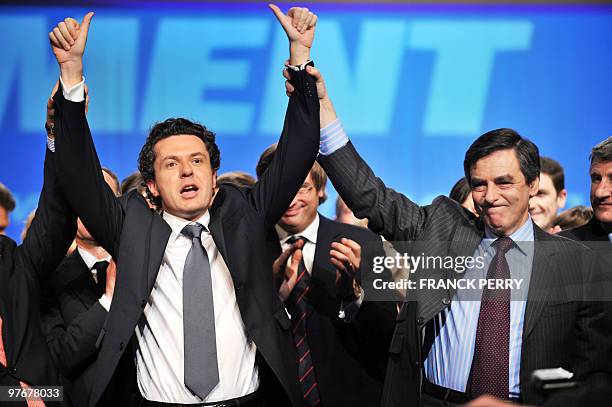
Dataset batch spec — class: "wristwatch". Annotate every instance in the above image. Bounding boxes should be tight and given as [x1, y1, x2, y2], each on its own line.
[45, 122, 56, 137]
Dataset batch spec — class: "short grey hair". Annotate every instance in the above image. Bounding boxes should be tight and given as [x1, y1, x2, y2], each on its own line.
[590, 136, 612, 164]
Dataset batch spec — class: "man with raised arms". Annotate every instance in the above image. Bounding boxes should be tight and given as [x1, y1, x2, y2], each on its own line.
[49, 5, 321, 406]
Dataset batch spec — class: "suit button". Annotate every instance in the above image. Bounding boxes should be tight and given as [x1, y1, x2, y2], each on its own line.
[119, 342, 124, 350]
[442, 297, 450, 305]
[8, 367, 16, 374]
[415, 361, 420, 368]
[417, 317, 425, 325]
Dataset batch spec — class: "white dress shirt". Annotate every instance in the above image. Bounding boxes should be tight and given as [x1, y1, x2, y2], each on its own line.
[77, 246, 112, 311]
[59, 77, 258, 403]
[135, 211, 258, 403]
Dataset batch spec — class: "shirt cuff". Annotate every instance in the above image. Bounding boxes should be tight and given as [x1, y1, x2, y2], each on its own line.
[98, 294, 111, 311]
[286, 59, 313, 71]
[59, 75, 86, 102]
[319, 118, 348, 156]
[338, 286, 364, 323]
[47, 135, 56, 153]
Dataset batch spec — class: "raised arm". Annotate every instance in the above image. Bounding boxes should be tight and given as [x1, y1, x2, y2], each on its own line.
[247, 5, 321, 231]
[17, 146, 77, 284]
[319, 141, 427, 242]
[49, 13, 124, 257]
[283, 67, 428, 242]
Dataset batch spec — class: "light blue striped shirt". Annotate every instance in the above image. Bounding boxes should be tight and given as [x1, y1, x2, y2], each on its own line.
[319, 118, 348, 156]
[424, 218, 534, 398]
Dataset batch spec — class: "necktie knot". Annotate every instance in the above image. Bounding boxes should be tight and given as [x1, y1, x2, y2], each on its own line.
[181, 223, 206, 240]
[492, 237, 514, 255]
[286, 235, 307, 245]
[92, 260, 109, 274]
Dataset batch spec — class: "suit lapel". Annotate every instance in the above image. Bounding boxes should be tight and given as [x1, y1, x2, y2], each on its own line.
[208, 187, 228, 254]
[0, 261, 10, 365]
[207, 188, 248, 289]
[444, 217, 484, 300]
[208, 214, 228, 264]
[1, 240, 24, 366]
[311, 216, 339, 299]
[0, 240, 11, 354]
[146, 213, 172, 294]
[448, 216, 484, 258]
[67, 252, 101, 307]
[522, 226, 555, 339]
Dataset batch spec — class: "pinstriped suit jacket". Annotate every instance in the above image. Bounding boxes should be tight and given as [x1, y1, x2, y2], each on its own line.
[318, 142, 612, 407]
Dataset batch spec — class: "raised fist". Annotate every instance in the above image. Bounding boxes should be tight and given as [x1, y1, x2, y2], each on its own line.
[49, 12, 94, 66]
[269, 4, 317, 65]
[269, 5, 317, 49]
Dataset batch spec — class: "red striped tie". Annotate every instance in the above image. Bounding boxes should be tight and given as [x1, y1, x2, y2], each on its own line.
[286, 236, 320, 406]
[0, 317, 46, 406]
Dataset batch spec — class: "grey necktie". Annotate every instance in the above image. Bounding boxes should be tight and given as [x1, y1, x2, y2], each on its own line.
[181, 223, 219, 399]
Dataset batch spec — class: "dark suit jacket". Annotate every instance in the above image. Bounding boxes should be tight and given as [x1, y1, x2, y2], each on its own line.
[53, 69, 319, 407]
[269, 214, 394, 406]
[41, 250, 109, 404]
[559, 217, 610, 247]
[0, 147, 76, 406]
[319, 142, 612, 407]
[559, 217, 612, 311]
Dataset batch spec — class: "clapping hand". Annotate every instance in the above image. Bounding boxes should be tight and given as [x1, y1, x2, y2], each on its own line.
[331, 238, 362, 300]
[274, 239, 305, 302]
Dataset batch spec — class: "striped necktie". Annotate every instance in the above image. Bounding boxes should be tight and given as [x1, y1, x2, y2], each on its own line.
[286, 236, 320, 406]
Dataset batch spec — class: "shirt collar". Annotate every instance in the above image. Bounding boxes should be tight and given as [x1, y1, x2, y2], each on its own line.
[77, 246, 111, 270]
[482, 215, 534, 256]
[608, 232, 612, 243]
[276, 214, 319, 245]
[163, 210, 211, 241]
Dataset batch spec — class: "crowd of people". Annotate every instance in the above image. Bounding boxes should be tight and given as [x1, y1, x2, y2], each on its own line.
[0, 4, 610, 407]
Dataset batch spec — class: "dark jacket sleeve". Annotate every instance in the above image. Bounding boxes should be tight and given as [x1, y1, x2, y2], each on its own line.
[41, 293, 108, 380]
[53, 85, 123, 258]
[348, 231, 398, 380]
[246, 69, 320, 232]
[18, 146, 77, 284]
[318, 141, 428, 243]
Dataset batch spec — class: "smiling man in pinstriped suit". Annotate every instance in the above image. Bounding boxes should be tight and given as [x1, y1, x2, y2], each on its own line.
[283, 65, 612, 406]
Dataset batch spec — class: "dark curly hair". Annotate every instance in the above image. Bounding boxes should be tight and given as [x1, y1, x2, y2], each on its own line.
[138, 118, 221, 208]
